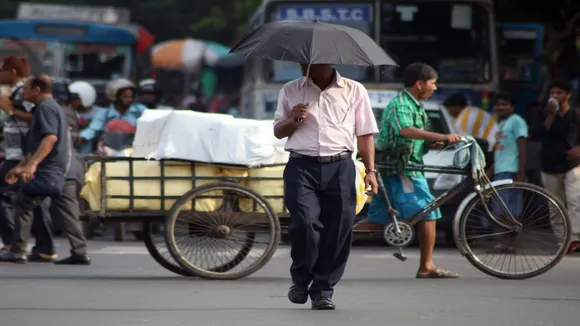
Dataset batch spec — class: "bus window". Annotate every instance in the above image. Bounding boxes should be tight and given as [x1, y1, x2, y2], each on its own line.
[0, 39, 56, 75]
[499, 29, 538, 82]
[65, 44, 130, 80]
[379, 2, 492, 83]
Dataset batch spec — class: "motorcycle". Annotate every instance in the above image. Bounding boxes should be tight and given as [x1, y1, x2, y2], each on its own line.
[97, 119, 135, 157]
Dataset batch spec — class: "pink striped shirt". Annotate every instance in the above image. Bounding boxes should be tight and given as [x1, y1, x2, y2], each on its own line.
[274, 71, 379, 156]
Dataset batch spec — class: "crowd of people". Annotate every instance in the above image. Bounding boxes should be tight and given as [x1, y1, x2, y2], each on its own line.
[352, 76, 580, 254]
[444, 80, 580, 255]
[0, 55, 172, 264]
[0, 55, 578, 301]
[276, 61, 580, 309]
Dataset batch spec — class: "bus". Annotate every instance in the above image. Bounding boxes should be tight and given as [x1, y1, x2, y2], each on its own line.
[0, 4, 154, 84]
[497, 23, 544, 116]
[241, 0, 499, 119]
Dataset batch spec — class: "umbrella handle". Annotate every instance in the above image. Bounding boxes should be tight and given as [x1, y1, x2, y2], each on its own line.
[296, 63, 311, 122]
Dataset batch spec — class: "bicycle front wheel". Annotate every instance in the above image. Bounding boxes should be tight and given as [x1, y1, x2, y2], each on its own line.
[455, 182, 571, 280]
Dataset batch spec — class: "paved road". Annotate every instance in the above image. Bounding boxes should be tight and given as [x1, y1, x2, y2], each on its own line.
[1, 239, 579, 326]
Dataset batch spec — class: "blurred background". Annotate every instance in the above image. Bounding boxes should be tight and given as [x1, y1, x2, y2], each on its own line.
[0, 0, 577, 117]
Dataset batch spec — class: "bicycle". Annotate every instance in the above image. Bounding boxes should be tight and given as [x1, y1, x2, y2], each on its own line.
[374, 140, 571, 280]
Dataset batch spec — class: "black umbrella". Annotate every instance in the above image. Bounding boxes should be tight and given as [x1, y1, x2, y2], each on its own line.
[214, 53, 246, 69]
[229, 20, 397, 67]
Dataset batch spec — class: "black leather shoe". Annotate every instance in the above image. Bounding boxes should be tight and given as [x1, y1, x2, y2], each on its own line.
[27, 253, 57, 263]
[311, 297, 335, 310]
[288, 285, 309, 304]
[0, 251, 27, 264]
[54, 255, 92, 265]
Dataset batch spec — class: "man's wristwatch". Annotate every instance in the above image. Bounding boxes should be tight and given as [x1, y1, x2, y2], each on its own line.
[366, 168, 377, 174]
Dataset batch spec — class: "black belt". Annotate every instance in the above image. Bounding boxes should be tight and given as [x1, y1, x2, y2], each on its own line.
[289, 151, 352, 163]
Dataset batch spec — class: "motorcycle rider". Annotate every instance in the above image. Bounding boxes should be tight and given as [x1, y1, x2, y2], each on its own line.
[77, 79, 147, 153]
[137, 79, 172, 110]
[68, 81, 98, 132]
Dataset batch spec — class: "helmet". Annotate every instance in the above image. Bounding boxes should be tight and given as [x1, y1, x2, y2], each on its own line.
[138, 78, 162, 109]
[138, 78, 157, 94]
[104, 119, 136, 133]
[105, 78, 136, 102]
[68, 81, 97, 108]
[51, 78, 72, 104]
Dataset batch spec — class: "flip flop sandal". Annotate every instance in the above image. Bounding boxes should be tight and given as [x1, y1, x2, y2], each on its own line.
[416, 268, 460, 279]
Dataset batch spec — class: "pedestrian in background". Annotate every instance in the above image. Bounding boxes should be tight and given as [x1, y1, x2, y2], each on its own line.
[443, 93, 499, 152]
[489, 93, 528, 183]
[0, 76, 70, 263]
[524, 101, 543, 186]
[274, 63, 379, 310]
[486, 93, 528, 253]
[539, 81, 580, 253]
[39, 75, 91, 265]
[0, 56, 52, 258]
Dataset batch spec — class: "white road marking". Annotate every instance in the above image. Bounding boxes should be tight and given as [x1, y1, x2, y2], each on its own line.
[87, 246, 292, 257]
[89, 246, 150, 255]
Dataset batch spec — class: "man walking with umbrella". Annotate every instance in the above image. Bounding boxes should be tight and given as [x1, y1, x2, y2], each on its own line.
[230, 20, 396, 310]
[274, 63, 379, 310]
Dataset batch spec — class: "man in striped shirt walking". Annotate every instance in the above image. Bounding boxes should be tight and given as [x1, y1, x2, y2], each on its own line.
[0, 56, 52, 259]
[443, 93, 498, 152]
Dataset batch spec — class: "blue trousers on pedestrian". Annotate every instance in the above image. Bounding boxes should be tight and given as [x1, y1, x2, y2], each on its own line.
[481, 172, 523, 231]
[10, 169, 65, 256]
[0, 160, 53, 254]
[283, 155, 357, 300]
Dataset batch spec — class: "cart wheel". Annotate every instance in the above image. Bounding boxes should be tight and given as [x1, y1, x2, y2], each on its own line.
[165, 182, 281, 280]
[142, 221, 196, 277]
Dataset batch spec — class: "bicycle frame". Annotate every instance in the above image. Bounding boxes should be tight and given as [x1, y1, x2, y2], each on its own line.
[375, 162, 472, 233]
[375, 161, 522, 245]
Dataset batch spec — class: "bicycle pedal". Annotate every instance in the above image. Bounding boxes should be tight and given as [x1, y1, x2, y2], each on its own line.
[393, 252, 407, 262]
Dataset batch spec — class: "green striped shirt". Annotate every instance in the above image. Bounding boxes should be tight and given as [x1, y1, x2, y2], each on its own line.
[377, 90, 429, 177]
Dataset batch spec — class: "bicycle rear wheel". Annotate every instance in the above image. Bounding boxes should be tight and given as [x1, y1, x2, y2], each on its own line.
[454, 182, 571, 280]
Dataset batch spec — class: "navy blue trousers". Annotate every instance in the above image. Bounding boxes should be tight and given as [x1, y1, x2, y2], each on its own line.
[283, 156, 357, 300]
[0, 160, 53, 254]
[10, 169, 65, 255]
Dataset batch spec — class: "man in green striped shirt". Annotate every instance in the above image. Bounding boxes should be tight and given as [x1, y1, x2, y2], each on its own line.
[356, 63, 462, 278]
[377, 88, 431, 178]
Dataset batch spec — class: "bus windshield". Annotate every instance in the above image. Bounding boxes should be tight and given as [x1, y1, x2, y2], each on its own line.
[264, 2, 376, 83]
[379, 2, 492, 83]
[65, 43, 129, 80]
[0, 39, 56, 75]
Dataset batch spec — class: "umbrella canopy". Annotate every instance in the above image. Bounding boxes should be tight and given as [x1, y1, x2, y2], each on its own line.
[213, 53, 246, 69]
[151, 38, 232, 71]
[230, 20, 397, 67]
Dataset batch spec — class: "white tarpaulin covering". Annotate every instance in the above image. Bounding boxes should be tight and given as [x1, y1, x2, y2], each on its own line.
[132, 110, 289, 167]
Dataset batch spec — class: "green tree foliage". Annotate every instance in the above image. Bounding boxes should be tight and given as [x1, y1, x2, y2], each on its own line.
[495, 0, 580, 31]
